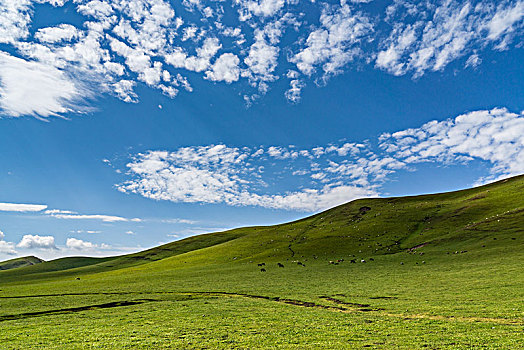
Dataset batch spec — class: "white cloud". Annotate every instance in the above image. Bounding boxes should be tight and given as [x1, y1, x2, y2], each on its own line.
[465, 54, 481, 68]
[66, 237, 97, 250]
[0, 0, 32, 44]
[35, 24, 79, 43]
[44, 209, 76, 215]
[0, 0, 521, 115]
[486, 1, 524, 42]
[379, 108, 524, 183]
[205, 53, 240, 83]
[118, 107, 524, 211]
[118, 145, 378, 211]
[0, 229, 17, 255]
[237, 0, 286, 19]
[0, 52, 88, 118]
[376, 1, 524, 77]
[285, 79, 304, 103]
[161, 218, 197, 224]
[0, 202, 47, 212]
[44, 208, 141, 222]
[17, 234, 57, 250]
[0, 240, 17, 255]
[291, 4, 373, 76]
[48, 213, 133, 222]
[70, 229, 101, 234]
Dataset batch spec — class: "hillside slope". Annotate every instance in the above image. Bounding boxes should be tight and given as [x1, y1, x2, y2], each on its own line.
[0, 175, 523, 349]
[1, 174, 523, 280]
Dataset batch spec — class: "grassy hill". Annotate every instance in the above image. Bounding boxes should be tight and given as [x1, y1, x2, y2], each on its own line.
[0, 175, 523, 349]
[0, 256, 44, 271]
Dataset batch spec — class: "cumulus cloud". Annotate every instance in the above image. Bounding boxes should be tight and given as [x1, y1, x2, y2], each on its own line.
[118, 108, 524, 211]
[66, 237, 96, 250]
[0, 229, 17, 255]
[0, 202, 47, 212]
[35, 24, 80, 43]
[0, 52, 88, 118]
[205, 53, 240, 83]
[0, 240, 17, 255]
[17, 234, 57, 250]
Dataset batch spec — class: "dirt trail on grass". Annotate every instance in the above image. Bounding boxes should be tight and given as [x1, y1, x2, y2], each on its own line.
[2, 290, 521, 326]
[194, 292, 523, 326]
[0, 299, 158, 322]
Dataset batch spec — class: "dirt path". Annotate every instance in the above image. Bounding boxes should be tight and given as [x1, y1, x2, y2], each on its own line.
[2, 290, 521, 326]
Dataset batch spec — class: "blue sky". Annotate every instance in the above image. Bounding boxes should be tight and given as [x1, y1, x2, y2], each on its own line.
[0, 0, 523, 260]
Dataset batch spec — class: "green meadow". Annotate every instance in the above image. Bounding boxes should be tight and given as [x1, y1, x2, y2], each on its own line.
[1, 176, 523, 349]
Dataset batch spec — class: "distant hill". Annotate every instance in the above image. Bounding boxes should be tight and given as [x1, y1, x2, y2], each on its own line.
[0, 256, 44, 271]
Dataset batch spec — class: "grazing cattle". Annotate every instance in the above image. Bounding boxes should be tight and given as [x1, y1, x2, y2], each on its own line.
[369, 258, 374, 261]
[277, 263, 284, 268]
[361, 259, 366, 263]
[297, 262, 303, 266]
[260, 268, 266, 272]
[350, 259, 356, 263]
[337, 259, 344, 263]
[257, 263, 265, 266]
[329, 261, 335, 264]
[76, 277, 80, 280]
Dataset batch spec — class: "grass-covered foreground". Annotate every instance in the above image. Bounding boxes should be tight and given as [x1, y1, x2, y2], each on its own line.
[1, 176, 523, 349]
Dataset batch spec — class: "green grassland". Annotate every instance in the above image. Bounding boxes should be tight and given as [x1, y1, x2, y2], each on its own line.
[1, 176, 523, 349]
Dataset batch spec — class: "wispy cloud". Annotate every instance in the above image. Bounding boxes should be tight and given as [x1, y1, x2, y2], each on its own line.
[0, 202, 47, 212]
[0, 52, 89, 118]
[47, 211, 141, 223]
[376, 0, 524, 77]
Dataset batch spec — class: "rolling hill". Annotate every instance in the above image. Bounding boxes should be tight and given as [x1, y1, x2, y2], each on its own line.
[0, 256, 44, 271]
[0, 175, 523, 349]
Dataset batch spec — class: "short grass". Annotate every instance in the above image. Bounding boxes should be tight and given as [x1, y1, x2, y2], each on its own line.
[0, 175, 523, 349]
